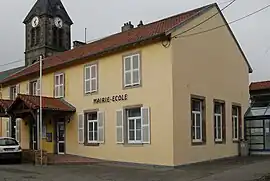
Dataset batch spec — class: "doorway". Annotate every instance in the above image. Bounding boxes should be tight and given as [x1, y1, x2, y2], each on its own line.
[56, 122, 65, 154]
[32, 124, 38, 150]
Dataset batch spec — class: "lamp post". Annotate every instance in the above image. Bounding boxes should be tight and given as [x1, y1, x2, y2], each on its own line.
[39, 55, 43, 165]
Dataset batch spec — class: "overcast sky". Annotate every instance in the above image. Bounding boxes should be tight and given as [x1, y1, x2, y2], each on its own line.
[0, 0, 269, 82]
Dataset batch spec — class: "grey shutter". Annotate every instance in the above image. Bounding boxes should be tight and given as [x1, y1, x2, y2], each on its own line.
[78, 113, 84, 144]
[15, 118, 21, 143]
[26, 82, 30, 95]
[6, 119, 10, 137]
[16, 84, 20, 97]
[141, 107, 150, 144]
[116, 109, 124, 144]
[97, 111, 105, 143]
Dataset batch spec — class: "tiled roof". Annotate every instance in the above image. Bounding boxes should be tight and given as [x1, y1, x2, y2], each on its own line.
[0, 3, 214, 85]
[0, 99, 13, 110]
[0, 66, 25, 82]
[250, 81, 270, 91]
[9, 94, 76, 112]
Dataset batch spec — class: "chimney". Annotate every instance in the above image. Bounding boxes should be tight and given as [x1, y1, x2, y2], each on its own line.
[73, 40, 86, 48]
[121, 21, 134, 32]
[137, 20, 143, 27]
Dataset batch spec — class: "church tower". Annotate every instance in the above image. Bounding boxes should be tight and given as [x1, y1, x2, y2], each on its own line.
[23, 0, 73, 66]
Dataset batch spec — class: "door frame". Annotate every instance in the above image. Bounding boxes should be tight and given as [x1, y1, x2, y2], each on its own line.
[56, 121, 65, 155]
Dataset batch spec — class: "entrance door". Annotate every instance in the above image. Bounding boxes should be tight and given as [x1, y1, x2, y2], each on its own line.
[57, 122, 65, 154]
[32, 125, 38, 150]
[265, 119, 270, 149]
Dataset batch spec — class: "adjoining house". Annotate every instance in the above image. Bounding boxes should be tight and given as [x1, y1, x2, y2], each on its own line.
[0, 0, 252, 167]
[245, 81, 270, 155]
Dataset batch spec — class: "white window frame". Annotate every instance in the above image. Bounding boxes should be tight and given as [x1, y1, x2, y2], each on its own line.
[87, 113, 98, 143]
[232, 107, 239, 141]
[54, 73, 64, 98]
[191, 100, 203, 143]
[214, 103, 223, 142]
[123, 54, 141, 87]
[10, 85, 18, 100]
[84, 64, 97, 94]
[126, 108, 142, 144]
[127, 116, 142, 144]
[31, 79, 40, 96]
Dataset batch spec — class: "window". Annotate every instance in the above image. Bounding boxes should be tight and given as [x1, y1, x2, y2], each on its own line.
[53, 27, 64, 48]
[123, 54, 141, 87]
[116, 107, 150, 144]
[214, 101, 226, 143]
[77, 111, 105, 145]
[232, 106, 241, 141]
[30, 27, 40, 47]
[87, 112, 98, 143]
[10, 85, 19, 100]
[30, 79, 40, 96]
[84, 64, 98, 94]
[127, 108, 142, 143]
[54, 73, 65, 98]
[191, 97, 206, 144]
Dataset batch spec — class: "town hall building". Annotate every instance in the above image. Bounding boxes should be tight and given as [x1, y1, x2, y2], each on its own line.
[0, 0, 252, 167]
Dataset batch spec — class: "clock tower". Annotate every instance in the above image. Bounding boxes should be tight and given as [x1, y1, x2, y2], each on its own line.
[23, 0, 73, 66]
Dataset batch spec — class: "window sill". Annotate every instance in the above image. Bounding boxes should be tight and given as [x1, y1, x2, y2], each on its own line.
[233, 139, 240, 143]
[191, 141, 206, 146]
[84, 142, 99, 147]
[84, 91, 98, 96]
[123, 84, 141, 90]
[214, 140, 226, 144]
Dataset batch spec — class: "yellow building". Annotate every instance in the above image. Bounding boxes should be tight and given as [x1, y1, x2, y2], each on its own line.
[0, 3, 252, 167]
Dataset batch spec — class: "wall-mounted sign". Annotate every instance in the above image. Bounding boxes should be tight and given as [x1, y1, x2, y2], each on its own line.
[93, 94, 128, 104]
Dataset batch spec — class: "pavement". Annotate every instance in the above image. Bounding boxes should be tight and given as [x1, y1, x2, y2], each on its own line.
[1, 156, 270, 181]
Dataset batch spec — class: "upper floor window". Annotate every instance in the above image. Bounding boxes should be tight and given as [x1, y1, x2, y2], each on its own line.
[54, 73, 65, 98]
[29, 79, 40, 96]
[84, 64, 97, 94]
[10, 85, 19, 100]
[123, 54, 141, 88]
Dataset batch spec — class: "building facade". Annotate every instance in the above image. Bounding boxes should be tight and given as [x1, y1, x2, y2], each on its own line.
[0, 2, 252, 167]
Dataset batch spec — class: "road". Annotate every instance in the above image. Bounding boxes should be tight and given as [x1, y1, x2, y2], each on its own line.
[0, 156, 270, 181]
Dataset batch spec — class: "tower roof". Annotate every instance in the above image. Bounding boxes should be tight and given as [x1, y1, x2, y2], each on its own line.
[23, 0, 73, 25]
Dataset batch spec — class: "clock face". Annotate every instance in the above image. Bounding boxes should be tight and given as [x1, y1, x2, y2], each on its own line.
[31, 16, 39, 28]
[54, 17, 63, 28]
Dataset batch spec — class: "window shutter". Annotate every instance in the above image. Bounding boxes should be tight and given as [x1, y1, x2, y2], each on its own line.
[63, 73, 65, 97]
[6, 119, 10, 137]
[141, 107, 150, 144]
[15, 118, 21, 143]
[97, 111, 105, 143]
[26, 82, 30, 95]
[90, 64, 97, 92]
[78, 113, 84, 144]
[37, 79, 40, 95]
[16, 84, 20, 97]
[116, 109, 124, 144]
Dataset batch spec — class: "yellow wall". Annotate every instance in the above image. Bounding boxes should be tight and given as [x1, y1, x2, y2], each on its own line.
[171, 7, 250, 165]
[1, 42, 174, 166]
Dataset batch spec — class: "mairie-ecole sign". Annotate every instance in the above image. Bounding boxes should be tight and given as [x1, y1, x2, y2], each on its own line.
[93, 94, 128, 104]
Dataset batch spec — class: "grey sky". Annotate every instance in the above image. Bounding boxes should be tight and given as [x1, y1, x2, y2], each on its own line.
[0, 0, 269, 82]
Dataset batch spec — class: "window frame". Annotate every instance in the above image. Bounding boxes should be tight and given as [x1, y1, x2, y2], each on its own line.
[123, 53, 141, 88]
[87, 114, 98, 143]
[83, 110, 100, 146]
[30, 79, 40, 96]
[84, 63, 98, 94]
[10, 85, 19, 100]
[125, 107, 143, 144]
[54, 73, 65, 98]
[191, 95, 206, 145]
[232, 105, 241, 142]
[214, 101, 226, 143]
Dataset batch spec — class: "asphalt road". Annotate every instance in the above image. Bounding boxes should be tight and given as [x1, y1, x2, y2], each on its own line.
[0, 156, 270, 181]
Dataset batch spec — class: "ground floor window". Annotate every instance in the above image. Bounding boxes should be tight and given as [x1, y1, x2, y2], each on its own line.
[232, 105, 241, 141]
[116, 107, 150, 144]
[87, 112, 98, 143]
[214, 101, 226, 143]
